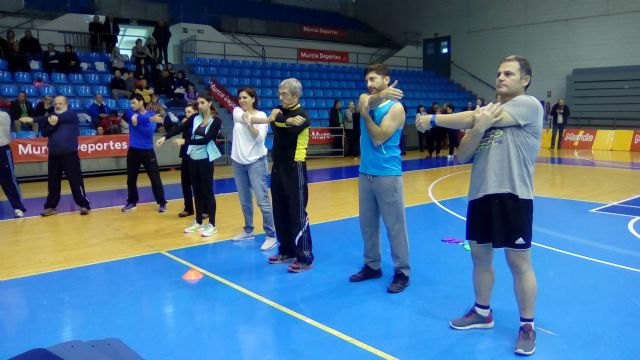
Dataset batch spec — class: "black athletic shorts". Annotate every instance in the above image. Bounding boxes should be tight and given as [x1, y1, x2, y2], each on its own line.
[466, 193, 533, 250]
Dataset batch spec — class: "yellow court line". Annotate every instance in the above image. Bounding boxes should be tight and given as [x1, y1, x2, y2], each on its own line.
[160, 251, 398, 360]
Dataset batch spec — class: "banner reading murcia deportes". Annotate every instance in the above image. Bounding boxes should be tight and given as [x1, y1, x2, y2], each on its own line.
[631, 130, 640, 152]
[301, 25, 346, 39]
[298, 48, 349, 63]
[209, 78, 238, 112]
[561, 129, 597, 149]
[10, 135, 130, 163]
[309, 128, 332, 145]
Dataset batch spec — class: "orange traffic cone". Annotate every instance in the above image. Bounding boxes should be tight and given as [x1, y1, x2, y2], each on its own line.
[182, 268, 204, 284]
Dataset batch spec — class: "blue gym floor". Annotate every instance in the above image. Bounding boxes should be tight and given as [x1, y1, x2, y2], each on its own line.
[2, 188, 640, 359]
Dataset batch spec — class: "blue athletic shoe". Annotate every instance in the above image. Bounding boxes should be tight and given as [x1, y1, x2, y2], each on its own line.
[121, 203, 136, 212]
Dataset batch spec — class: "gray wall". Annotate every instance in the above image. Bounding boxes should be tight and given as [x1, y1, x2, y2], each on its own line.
[354, 0, 640, 102]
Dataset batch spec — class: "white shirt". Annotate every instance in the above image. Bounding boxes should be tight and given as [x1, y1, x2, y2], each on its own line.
[0, 111, 11, 146]
[231, 107, 268, 165]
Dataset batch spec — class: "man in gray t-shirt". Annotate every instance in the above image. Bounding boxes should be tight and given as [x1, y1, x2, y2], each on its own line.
[416, 55, 541, 356]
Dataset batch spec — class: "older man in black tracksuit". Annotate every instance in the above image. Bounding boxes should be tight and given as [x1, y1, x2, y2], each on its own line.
[20, 96, 91, 216]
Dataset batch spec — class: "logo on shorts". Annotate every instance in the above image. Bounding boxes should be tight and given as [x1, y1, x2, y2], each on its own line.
[515, 237, 526, 245]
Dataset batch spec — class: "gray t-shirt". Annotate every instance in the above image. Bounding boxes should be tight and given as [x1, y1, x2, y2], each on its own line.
[0, 111, 11, 147]
[468, 95, 543, 200]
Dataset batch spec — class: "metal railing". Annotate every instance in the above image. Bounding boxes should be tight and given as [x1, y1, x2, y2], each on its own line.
[450, 60, 494, 90]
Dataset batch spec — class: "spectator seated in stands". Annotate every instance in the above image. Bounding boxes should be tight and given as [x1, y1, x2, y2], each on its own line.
[145, 38, 160, 70]
[111, 69, 130, 99]
[10, 91, 37, 133]
[184, 83, 198, 104]
[134, 58, 151, 82]
[131, 38, 151, 73]
[123, 70, 135, 92]
[111, 47, 127, 73]
[19, 30, 42, 60]
[166, 62, 175, 79]
[154, 69, 173, 96]
[60, 44, 81, 74]
[87, 94, 119, 135]
[33, 77, 49, 90]
[133, 78, 154, 103]
[7, 42, 31, 73]
[4, 29, 17, 57]
[42, 43, 61, 74]
[34, 95, 54, 117]
[169, 70, 189, 102]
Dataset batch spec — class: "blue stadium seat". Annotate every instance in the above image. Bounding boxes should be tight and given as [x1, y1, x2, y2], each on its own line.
[118, 98, 130, 110]
[57, 85, 76, 96]
[193, 66, 207, 75]
[106, 98, 118, 110]
[38, 85, 56, 96]
[262, 98, 274, 108]
[50, 73, 68, 83]
[0, 59, 7, 70]
[309, 109, 320, 120]
[21, 85, 38, 96]
[15, 131, 36, 139]
[184, 56, 197, 65]
[68, 73, 84, 84]
[75, 85, 93, 97]
[264, 136, 273, 150]
[217, 76, 229, 86]
[68, 98, 82, 111]
[208, 58, 221, 67]
[14, 72, 32, 83]
[0, 84, 18, 97]
[0, 71, 12, 83]
[93, 85, 109, 96]
[100, 74, 112, 84]
[80, 128, 97, 136]
[32, 71, 50, 82]
[207, 67, 218, 75]
[84, 73, 100, 84]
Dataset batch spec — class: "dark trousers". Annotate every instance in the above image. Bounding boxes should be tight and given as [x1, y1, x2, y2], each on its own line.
[427, 127, 445, 155]
[447, 129, 459, 156]
[551, 124, 565, 148]
[417, 130, 428, 152]
[180, 156, 194, 213]
[44, 152, 90, 209]
[271, 161, 314, 264]
[345, 128, 356, 157]
[159, 43, 169, 65]
[126, 148, 166, 205]
[0, 145, 26, 211]
[189, 158, 215, 225]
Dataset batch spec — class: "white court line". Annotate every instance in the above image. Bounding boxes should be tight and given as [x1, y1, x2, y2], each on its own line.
[628, 217, 640, 241]
[590, 194, 640, 212]
[427, 170, 640, 274]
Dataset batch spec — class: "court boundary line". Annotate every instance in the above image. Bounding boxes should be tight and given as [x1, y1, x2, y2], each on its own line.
[160, 251, 398, 360]
[628, 217, 640, 241]
[573, 149, 640, 170]
[590, 194, 640, 212]
[427, 170, 640, 274]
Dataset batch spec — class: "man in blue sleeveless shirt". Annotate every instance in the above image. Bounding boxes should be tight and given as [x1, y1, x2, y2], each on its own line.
[348, 64, 410, 293]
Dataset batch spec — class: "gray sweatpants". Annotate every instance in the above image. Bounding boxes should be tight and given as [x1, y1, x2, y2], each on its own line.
[358, 173, 411, 276]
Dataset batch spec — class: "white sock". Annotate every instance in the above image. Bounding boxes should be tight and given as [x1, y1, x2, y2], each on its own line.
[474, 306, 490, 317]
[520, 321, 535, 330]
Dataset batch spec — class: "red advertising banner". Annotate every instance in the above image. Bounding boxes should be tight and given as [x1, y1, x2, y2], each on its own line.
[309, 128, 333, 145]
[632, 130, 640, 152]
[301, 25, 346, 39]
[209, 78, 238, 112]
[10, 134, 130, 163]
[561, 129, 597, 149]
[298, 48, 349, 63]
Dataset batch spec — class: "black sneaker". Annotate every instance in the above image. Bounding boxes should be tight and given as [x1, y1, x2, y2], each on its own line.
[349, 265, 383, 282]
[387, 271, 409, 293]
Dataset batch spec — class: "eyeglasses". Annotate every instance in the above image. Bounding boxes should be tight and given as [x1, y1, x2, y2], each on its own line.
[278, 92, 292, 98]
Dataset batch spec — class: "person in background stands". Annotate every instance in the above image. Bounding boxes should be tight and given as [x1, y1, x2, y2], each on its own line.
[329, 99, 344, 153]
[88, 15, 102, 52]
[42, 43, 61, 74]
[102, 15, 119, 53]
[11, 91, 36, 133]
[34, 95, 54, 117]
[550, 98, 570, 149]
[19, 96, 91, 216]
[416, 104, 429, 153]
[0, 110, 27, 218]
[60, 44, 80, 74]
[19, 30, 42, 60]
[343, 101, 356, 158]
[152, 20, 171, 65]
[121, 94, 167, 213]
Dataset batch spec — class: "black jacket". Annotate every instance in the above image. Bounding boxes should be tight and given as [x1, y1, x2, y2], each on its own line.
[10, 100, 34, 120]
[551, 103, 570, 125]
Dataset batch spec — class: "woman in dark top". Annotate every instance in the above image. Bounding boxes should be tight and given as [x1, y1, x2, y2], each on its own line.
[156, 95, 222, 237]
[88, 15, 102, 52]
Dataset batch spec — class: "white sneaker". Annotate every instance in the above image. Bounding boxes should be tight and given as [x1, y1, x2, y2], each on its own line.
[260, 236, 278, 251]
[201, 224, 218, 237]
[447, 155, 454, 160]
[184, 221, 204, 233]
[232, 231, 255, 241]
[14, 209, 24, 218]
